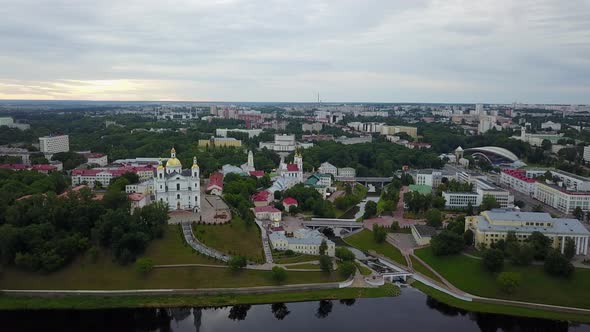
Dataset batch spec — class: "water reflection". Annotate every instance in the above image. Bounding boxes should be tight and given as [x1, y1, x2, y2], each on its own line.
[0, 290, 588, 332]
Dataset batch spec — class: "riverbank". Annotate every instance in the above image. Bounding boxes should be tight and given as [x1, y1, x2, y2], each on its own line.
[0, 284, 399, 310]
[411, 281, 590, 323]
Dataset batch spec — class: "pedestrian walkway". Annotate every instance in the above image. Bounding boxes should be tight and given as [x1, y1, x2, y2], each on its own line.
[255, 220, 273, 264]
[181, 222, 231, 262]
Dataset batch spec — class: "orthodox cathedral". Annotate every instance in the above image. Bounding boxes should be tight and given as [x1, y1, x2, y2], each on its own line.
[154, 148, 201, 212]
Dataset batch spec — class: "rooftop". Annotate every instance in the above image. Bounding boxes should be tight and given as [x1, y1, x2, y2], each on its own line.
[479, 210, 590, 236]
[502, 169, 536, 183]
[413, 224, 437, 237]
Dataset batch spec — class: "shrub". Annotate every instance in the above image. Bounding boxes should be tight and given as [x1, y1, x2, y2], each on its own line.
[335, 247, 355, 262]
[544, 250, 574, 278]
[228, 256, 248, 271]
[319, 255, 332, 273]
[372, 224, 387, 244]
[271, 266, 287, 283]
[430, 230, 464, 256]
[497, 272, 521, 294]
[284, 249, 295, 256]
[339, 261, 356, 278]
[135, 258, 154, 275]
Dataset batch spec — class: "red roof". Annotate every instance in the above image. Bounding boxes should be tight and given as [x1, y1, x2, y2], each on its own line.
[207, 172, 224, 190]
[287, 164, 299, 172]
[0, 164, 28, 170]
[128, 193, 145, 201]
[252, 191, 271, 202]
[283, 197, 298, 205]
[249, 170, 264, 177]
[502, 169, 536, 183]
[254, 206, 281, 213]
[32, 164, 57, 171]
[85, 153, 106, 158]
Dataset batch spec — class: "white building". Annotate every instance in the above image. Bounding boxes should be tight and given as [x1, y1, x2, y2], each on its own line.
[0, 117, 30, 130]
[443, 192, 479, 209]
[584, 146, 590, 163]
[500, 169, 537, 196]
[153, 148, 201, 212]
[476, 179, 514, 208]
[84, 153, 108, 166]
[277, 151, 304, 183]
[302, 123, 323, 132]
[478, 116, 496, 134]
[466, 210, 589, 255]
[253, 206, 282, 221]
[39, 135, 69, 154]
[541, 121, 562, 131]
[336, 167, 356, 180]
[535, 182, 590, 214]
[269, 228, 335, 256]
[259, 134, 313, 152]
[416, 169, 443, 188]
[318, 162, 338, 177]
[215, 128, 263, 138]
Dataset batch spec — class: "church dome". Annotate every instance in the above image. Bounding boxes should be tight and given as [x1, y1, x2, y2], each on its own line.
[166, 157, 182, 167]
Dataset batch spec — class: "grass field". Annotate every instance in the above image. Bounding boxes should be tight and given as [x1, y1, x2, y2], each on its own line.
[285, 263, 320, 270]
[412, 281, 590, 323]
[146, 225, 223, 265]
[409, 255, 443, 284]
[415, 247, 590, 309]
[355, 262, 373, 276]
[193, 217, 264, 263]
[272, 252, 319, 264]
[0, 284, 400, 310]
[345, 230, 406, 266]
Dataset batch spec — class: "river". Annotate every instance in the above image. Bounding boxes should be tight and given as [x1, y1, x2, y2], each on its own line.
[1, 287, 588, 332]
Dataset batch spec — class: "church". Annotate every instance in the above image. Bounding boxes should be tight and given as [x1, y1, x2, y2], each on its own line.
[154, 148, 201, 212]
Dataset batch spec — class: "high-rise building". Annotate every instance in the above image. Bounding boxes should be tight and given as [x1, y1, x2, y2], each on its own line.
[39, 134, 69, 154]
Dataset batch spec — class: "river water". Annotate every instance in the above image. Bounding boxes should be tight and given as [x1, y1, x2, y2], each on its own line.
[1, 288, 588, 332]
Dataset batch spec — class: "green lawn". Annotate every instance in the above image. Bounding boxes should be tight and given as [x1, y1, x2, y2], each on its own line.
[415, 247, 590, 309]
[0, 284, 400, 310]
[412, 281, 590, 323]
[344, 230, 406, 266]
[193, 217, 264, 263]
[145, 225, 222, 265]
[409, 255, 443, 284]
[285, 263, 320, 270]
[355, 262, 373, 276]
[272, 252, 319, 264]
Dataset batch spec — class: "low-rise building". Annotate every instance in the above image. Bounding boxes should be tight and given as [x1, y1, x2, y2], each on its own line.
[442, 191, 479, 209]
[535, 182, 590, 214]
[72, 165, 156, 187]
[253, 205, 282, 221]
[198, 137, 242, 148]
[466, 210, 589, 255]
[84, 153, 108, 166]
[0, 163, 58, 174]
[269, 228, 335, 256]
[411, 224, 437, 246]
[252, 190, 273, 207]
[318, 162, 338, 177]
[206, 172, 224, 196]
[259, 134, 313, 152]
[380, 125, 418, 138]
[283, 197, 298, 212]
[215, 128, 263, 138]
[302, 123, 323, 132]
[500, 169, 537, 196]
[129, 193, 150, 212]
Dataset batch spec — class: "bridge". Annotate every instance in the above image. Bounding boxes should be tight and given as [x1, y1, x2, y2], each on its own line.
[354, 177, 394, 189]
[303, 218, 364, 233]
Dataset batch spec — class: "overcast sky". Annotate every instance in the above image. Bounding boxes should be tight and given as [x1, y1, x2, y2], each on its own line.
[0, 0, 589, 103]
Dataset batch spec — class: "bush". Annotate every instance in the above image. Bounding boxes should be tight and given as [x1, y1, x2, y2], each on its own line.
[372, 224, 387, 244]
[284, 249, 295, 256]
[425, 208, 442, 228]
[463, 229, 474, 246]
[339, 261, 356, 278]
[271, 266, 287, 283]
[430, 230, 464, 256]
[497, 272, 521, 294]
[335, 247, 355, 262]
[482, 248, 504, 273]
[544, 250, 574, 278]
[228, 256, 248, 271]
[135, 258, 154, 275]
[506, 242, 534, 266]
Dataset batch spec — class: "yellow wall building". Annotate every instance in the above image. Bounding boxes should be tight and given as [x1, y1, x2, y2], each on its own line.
[198, 137, 242, 148]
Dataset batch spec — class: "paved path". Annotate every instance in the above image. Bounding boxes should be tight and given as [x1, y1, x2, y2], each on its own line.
[255, 220, 273, 264]
[181, 222, 231, 262]
[394, 186, 426, 228]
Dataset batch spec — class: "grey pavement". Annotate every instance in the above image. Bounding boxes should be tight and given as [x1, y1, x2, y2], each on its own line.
[181, 222, 231, 262]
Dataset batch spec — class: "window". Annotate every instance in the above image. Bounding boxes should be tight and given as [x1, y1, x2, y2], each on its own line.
[176, 183, 180, 191]
[177, 194, 180, 199]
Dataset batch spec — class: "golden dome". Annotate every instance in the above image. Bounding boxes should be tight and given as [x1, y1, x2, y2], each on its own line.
[166, 157, 182, 167]
[191, 156, 199, 168]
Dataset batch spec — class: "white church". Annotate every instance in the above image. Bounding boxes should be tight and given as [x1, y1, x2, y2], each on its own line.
[153, 147, 201, 212]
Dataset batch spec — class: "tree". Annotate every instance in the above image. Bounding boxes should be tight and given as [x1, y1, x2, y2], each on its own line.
[466, 202, 474, 216]
[271, 266, 287, 283]
[463, 229, 474, 246]
[482, 248, 504, 273]
[372, 224, 387, 244]
[228, 256, 247, 271]
[497, 272, 521, 294]
[228, 304, 251, 321]
[135, 257, 154, 275]
[479, 195, 500, 211]
[541, 139, 552, 151]
[319, 255, 332, 272]
[573, 207, 584, 221]
[425, 208, 442, 228]
[339, 261, 356, 278]
[564, 237, 576, 260]
[430, 230, 464, 256]
[335, 247, 355, 261]
[532, 204, 544, 212]
[528, 231, 551, 260]
[544, 250, 574, 278]
[363, 200, 377, 219]
[315, 300, 333, 319]
[319, 240, 328, 256]
[507, 242, 534, 266]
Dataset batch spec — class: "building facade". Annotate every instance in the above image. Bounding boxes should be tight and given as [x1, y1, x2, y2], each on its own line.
[39, 135, 69, 154]
[153, 148, 201, 212]
[466, 210, 589, 255]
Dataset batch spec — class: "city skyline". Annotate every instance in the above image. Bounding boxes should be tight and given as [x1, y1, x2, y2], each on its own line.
[1, 0, 589, 103]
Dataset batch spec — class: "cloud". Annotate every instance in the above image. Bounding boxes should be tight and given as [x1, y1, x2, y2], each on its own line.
[0, 0, 588, 103]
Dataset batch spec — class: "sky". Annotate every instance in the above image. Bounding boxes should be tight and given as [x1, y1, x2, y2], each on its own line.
[0, 0, 589, 104]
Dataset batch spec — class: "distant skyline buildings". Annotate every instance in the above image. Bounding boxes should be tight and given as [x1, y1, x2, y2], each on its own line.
[0, 1, 588, 104]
